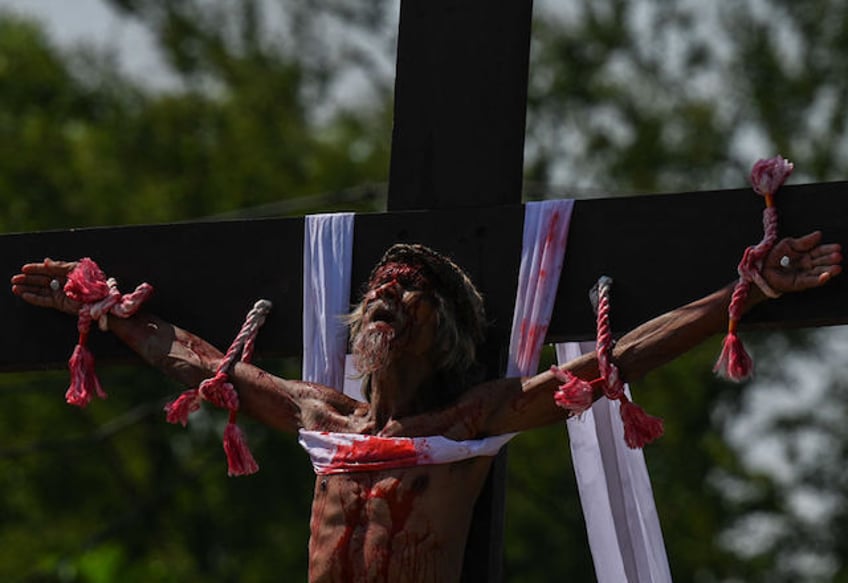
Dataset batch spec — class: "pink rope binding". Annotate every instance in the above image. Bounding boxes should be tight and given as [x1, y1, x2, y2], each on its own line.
[63, 258, 153, 407]
[552, 276, 663, 448]
[714, 155, 793, 382]
[164, 299, 272, 477]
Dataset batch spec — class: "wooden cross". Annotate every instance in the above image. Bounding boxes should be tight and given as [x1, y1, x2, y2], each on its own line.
[3, 2, 847, 580]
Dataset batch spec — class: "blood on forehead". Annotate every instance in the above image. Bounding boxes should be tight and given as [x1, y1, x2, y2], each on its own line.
[369, 261, 433, 291]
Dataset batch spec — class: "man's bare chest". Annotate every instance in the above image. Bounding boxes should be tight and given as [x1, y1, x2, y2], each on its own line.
[311, 459, 491, 527]
[307, 462, 491, 581]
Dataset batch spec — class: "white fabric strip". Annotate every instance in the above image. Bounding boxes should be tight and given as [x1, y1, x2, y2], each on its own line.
[302, 213, 354, 390]
[507, 200, 575, 377]
[298, 430, 517, 475]
[557, 343, 672, 583]
[484, 199, 574, 464]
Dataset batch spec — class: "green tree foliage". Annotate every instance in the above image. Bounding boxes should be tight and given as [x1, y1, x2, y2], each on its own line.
[0, 3, 393, 232]
[3, 1, 848, 581]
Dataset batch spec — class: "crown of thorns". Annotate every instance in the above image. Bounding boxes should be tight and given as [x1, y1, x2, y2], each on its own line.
[369, 243, 486, 345]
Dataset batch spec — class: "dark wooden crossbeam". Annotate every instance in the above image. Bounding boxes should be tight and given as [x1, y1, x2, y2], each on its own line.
[4, 180, 847, 373]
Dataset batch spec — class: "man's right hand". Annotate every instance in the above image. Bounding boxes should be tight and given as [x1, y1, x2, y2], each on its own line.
[11, 258, 83, 315]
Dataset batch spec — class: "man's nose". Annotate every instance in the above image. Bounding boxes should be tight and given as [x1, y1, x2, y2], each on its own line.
[369, 279, 400, 300]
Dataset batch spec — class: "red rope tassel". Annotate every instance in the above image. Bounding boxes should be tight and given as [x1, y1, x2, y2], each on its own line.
[224, 411, 259, 477]
[164, 299, 271, 477]
[713, 321, 754, 382]
[66, 341, 105, 407]
[715, 156, 792, 382]
[594, 277, 663, 449]
[164, 389, 202, 426]
[62, 258, 152, 407]
[553, 277, 664, 447]
[64, 258, 110, 303]
[551, 366, 594, 416]
[198, 372, 240, 410]
[620, 398, 664, 449]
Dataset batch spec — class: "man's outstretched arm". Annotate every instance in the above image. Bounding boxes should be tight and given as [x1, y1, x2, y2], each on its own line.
[11, 259, 363, 434]
[473, 231, 842, 435]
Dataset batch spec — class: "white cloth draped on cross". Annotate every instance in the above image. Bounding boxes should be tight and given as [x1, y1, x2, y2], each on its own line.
[301, 213, 355, 390]
[520, 201, 671, 583]
[558, 342, 672, 583]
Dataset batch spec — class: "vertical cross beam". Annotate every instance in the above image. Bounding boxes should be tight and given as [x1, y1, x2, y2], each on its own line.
[387, 2, 534, 580]
[389, 0, 533, 211]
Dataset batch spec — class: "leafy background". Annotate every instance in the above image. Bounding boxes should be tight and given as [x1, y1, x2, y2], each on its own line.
[1, 1, 848, 581]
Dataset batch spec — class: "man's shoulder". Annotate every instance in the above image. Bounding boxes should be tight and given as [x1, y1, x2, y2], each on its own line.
[298, 388, 373, 433]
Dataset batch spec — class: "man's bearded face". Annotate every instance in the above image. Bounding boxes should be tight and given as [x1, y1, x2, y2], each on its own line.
[352, 261, 433, 375]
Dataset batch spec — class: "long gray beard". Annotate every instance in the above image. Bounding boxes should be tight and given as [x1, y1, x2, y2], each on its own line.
[352, 324, 396, 375]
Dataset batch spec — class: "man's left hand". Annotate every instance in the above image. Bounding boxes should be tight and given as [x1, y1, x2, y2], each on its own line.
[763, 231, 842, 294]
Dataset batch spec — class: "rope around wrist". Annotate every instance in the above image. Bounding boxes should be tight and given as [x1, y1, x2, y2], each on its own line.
[164, 299, 272, 477]
[63, 258, 153, 407]
[552, 276, 663, 449]
[714, 156, 793, 382]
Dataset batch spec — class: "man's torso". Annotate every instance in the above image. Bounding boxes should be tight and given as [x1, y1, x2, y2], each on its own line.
[306, 457, 493, 583]
[296, 376, 522, 582]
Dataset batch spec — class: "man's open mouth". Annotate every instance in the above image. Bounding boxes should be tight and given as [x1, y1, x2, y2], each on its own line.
[375, 309, 395, 322]
[368, 303, 397, 324]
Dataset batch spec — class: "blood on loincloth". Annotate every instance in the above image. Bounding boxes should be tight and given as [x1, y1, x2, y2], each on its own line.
[326, 435, 431, 473]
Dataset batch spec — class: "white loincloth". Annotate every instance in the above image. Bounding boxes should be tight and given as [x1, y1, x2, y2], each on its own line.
[298, 430, 517, 475]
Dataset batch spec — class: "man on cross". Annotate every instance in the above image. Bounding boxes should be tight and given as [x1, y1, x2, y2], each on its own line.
[11, 232, 842, 582]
